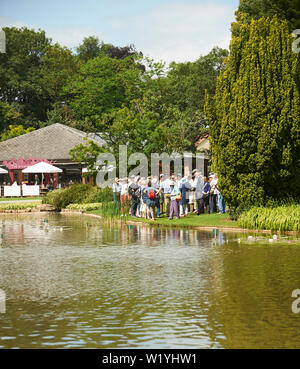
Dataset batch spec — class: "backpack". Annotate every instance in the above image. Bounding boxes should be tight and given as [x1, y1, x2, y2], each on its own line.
[134, 187, 141, 198]
[148, 189, 156, 200]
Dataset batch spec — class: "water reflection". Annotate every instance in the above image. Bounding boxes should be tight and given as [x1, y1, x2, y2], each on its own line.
[0, 214, 299, 348]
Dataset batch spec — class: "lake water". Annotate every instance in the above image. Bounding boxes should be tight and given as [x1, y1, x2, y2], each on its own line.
[0, 213, 299, 349]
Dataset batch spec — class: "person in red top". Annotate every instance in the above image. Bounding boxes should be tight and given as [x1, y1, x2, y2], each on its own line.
[143, 180, 156, 221]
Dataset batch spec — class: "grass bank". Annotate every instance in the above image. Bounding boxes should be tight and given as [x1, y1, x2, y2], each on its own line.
[88, 210, 239, 229]
[0, 197, 42, 201]
[0, 202, 40, 211]
[238, 204, 300, 232]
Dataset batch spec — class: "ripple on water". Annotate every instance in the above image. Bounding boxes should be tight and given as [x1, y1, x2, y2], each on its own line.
[0, 214, 300, 348]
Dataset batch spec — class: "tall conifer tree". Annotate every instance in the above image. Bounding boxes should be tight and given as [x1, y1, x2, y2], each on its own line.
[205, 16, 300, 208]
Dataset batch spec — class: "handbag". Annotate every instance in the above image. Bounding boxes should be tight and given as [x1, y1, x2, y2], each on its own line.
[175, 193, 181, 201]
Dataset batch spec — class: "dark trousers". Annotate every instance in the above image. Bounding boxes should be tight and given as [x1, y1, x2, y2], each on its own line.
[210, 194, 217, 213]
[131, 198, 140, 216]
[198, 196, 210, 214]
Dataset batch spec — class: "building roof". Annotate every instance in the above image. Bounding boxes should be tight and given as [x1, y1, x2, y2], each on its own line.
[195, 132, 209, 147]
[0, 123, 105, 162]
[195, 132, 210, 151]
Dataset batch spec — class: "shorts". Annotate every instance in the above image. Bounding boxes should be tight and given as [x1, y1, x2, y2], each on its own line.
[146, 199, 156, 208]
[121, 194, 130, 206]
[189, 192, 195, 204]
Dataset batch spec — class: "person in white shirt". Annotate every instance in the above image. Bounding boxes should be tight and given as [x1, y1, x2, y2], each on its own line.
[112, 177, 121, 203]
[209, 174, 218, 213]
[161, 176, 172, 215]
[188, 170, 198, 213]
[120, 178, 129, 216]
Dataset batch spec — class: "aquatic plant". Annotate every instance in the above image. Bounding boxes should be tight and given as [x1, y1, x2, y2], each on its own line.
[238, 205, 300, 232]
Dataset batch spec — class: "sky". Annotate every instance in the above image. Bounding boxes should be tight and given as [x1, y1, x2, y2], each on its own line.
[0, 0, 239, 64]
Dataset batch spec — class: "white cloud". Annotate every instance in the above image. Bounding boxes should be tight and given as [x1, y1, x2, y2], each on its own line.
[0, 2, 236, 63]
[0, 16, 101, 51]
[105, 2, 235, 63]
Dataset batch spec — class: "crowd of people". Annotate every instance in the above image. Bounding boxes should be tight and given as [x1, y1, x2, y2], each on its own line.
[112, 171, 226, 221]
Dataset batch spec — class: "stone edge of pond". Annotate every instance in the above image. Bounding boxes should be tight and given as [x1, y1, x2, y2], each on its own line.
[59, 209, 299, 235]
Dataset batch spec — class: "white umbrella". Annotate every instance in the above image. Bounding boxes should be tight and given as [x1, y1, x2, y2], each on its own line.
[0, 167, 8, 174]
[22, 162, 62, 188]
[22, 162, 62, 174]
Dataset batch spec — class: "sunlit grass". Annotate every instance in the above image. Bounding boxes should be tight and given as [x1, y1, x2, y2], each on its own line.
[0, 197, 42, 201]
[88, 208, 239, 228]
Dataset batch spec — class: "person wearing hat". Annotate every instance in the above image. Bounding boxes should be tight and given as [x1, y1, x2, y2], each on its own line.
[128, 176, 141, 217]
[112, 177, 121, 204]
[179, 177, 189, 217]
[143, 179, 156, 221]
[159, 174, 165, 214]
[139, 179, 148, 218]
[189, 171, 197, 213]
[196, 176, 210, 214]
[161, 175, 172, 215]
[152, 176, 161, 218]
[169, 181, 180, 220]
[120, 177, 129, 216]
[209, 174, 218, 213]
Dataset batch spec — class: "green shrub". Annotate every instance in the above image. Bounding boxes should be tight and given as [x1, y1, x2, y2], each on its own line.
[66, 203, 103, 211]
[43, 184, 97, 211]
[0, 202, 39, 210]
[238, 204, 300, 231]
[89, 187, 114, 203]
[42, 188, 67, 211]
[43, 185, 115, 211]
[228, 204, 249, 221]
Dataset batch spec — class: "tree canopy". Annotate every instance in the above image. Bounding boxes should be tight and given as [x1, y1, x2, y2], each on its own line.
[236, 0, 300, 31]
[205, 16, 300, 208]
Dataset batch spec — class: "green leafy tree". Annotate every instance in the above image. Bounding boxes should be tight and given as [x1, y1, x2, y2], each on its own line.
[76, 36, 102, 62]
[1, 124, 35, 141]
[0, 101, 22, 131]
[236, 0, 300, 31]
[0, 27, 51, 126]
[205, 16, 300, 208]
[40, 102, 80, 128]
[166, 47, 229, 115]
[76, 36, 141, 62]
[64, 55, 145, 132]
[69, 139, 107, 177]
[0, 27, 78, 128]
[39, 43, 79, 105]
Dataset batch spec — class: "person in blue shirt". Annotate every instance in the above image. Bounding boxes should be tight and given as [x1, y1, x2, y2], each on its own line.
[196, 176, 210, 214]
[169, 181, 180, 220]
[179, 177, 189, 217]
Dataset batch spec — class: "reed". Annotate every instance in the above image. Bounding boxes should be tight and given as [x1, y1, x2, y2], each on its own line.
[238, 204, 300, 232]
[97, 200, 122, 218]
